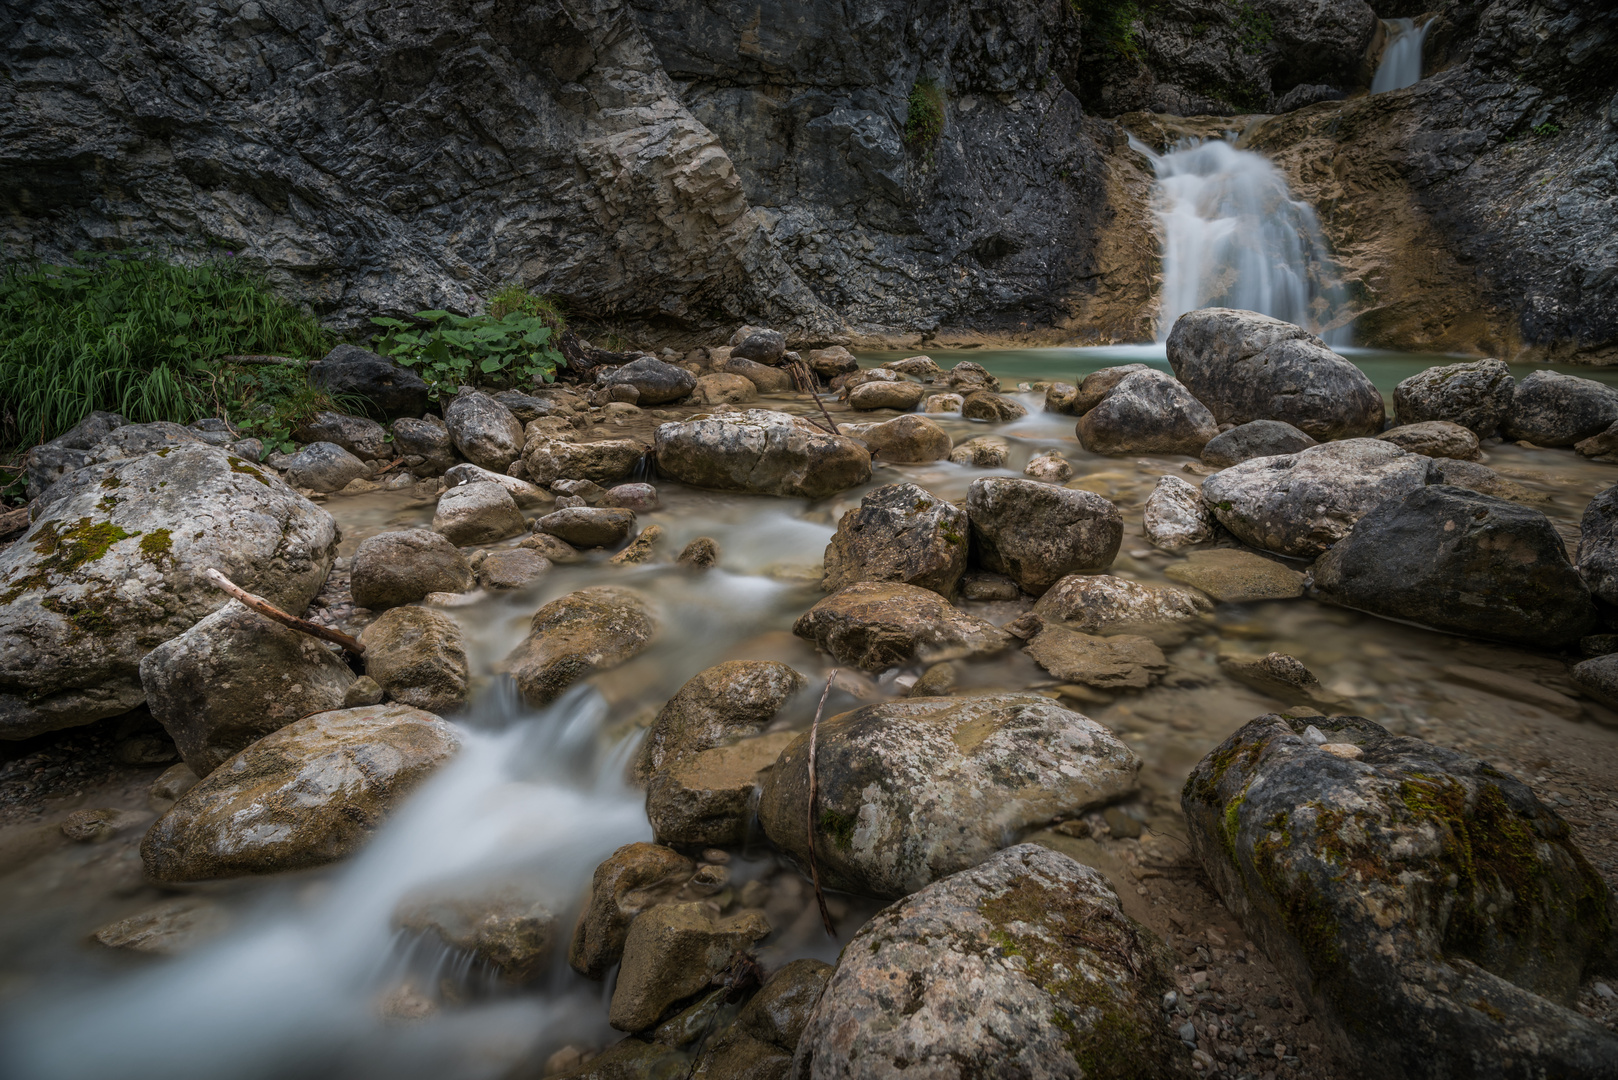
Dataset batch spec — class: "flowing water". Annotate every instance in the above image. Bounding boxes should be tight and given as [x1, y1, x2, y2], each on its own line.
[1371, 17, 1432, 95]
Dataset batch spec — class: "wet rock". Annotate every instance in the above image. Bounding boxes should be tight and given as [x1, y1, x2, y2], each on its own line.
[692, 372, 759, 406]
[732, 329, 786, 365]
[1201, 439, 1431, 559]
[1043, 382, 1079, 415]
[309, 345, 430, 420]
[1575, 421, 1618, 460]
[960, 389, 1027, 421]
[492, 391, 555, 424]
[394, 883, 557, 985]
[1183, 713, 1618, 1079]
[1074, 363, 1152, 414]
[1571, 654, 1618, 711]
[924, 391, 964, 414]
[141, 703, 459, 881]
[759, 695, 1138, 898]
[610, 902, 771, 1032]
[444, 390, 525, 472]
[92, 896, 228, 955]
[1200, 419, 1318, 467]
[1393, 359, 1515, 436]
[806, 347, 858, 380]
[820, 483, 969, 597]
[1024, 625, 1168, 689]
[61, 807, 147, 843]
[794, 844, 1186, 1078]
[947, 434, 1009, 467]
[1378, 420, 1481, 461]
[677, 537, 720, 569]
[1164, 548, 1306, 602]
[351, 529, 474, 609]
[1218, 652, 1330, 705]
[537, 507, 637, 549]
[284, 441, 369, 493]
[601, 357, 698, 406]
[1311, 484, 1599, 648]
[140, 599, 356, 777]
[477, 549, 551, 589]
[344, 676, 385, 708]
[847, 379, 924, 411]
[569, 842, 696, 980]
[944, 361, 1000, 393]
[654, 411, 870, 499]
[959, 571, 1021, 601]
[443, 462, 552, 509]
[292, 411, 389, 461]
[505, 587, 656, 706]
[724, 357, 794, 394]
[792, 582, 1009, 672]
[0, 444, 337, 738]
[1504, 370, 1618, 446]
[1076, 369, 1219, 456]
[520, 531, 584, 564]
[391, 417, 457, 476]
[522, 436, 646, 487]
[1577, 484, 1618, 606]
[1032, 573, 1211, 635]
[552, 478, 607, 504]
[359, 606, 471, 713]
[601, 483, 660, 512]
[432, 480, 526, 546]
[148, 761, 199, 811]
[858, 414, 952, 462]
[1143, 474, 1217, 549]
[1167, 308, 1384, 439]
[692, 958, 832, 1077]
[636, 660, 805, 782]
[647, 731, 798, 848]
[1022, 450, 1072, 482]
[966, 477, 1122, 595]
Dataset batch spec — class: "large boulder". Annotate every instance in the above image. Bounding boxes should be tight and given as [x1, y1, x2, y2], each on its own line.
[1503, 370, 1618, 446]
[522, 437, 645, 487]
[0, 445, 337, 738]
[600, 357, 697, 405]
[350, 529, 473, 609]
[431, 480, 525, 546]
[141, 704, 459, 882]
[858, 414, 952, 462]
[635, 660, 805, 782]
[535, 507, 636, 548]
[724, 356, 795, 393]
[759, 696, 1139, 898]
[1032, 573, 1212, 635]
[1183, 713, 1618, 1079]
[847, 379, 924, 412]
[391, 417, 457, 476]
[1073, 363, 1151, 414]
[806, 346, 859, 380]
[1201, 439, 1431, 559]
[1075, 369, 1218, 456]
[1311, 485, 1600, 647]
[1200, 419, 1317, 467]
[645, 731, 798, 848]
[1577, 484, 1618, 606]
[309, 344, 430, 420]
[139, 600, 356, 777]
[1166, 308, 1384, 439]
[731, 328, 786, 365]
[1377, 420, 1480, 460]
[568, 842, 696, 979]
[691, 372, 758, 406]
[358, 605, 471, 713]
[1143, 474, 1217, 549]
[820, 483, 969, 597]
[793, 582, 1010, 672]
[944, 361, 1000, 393]
[444, 390, 525, 471]
[283, 441, 368, 493]
[654, 411, 870, 499]
[1393, 359, 1515, 436]
[794, 845, 1187, 1078]
[291, 411, 389, 461]
[966, 478, 1122, 595]
[504, 587, 655, 706]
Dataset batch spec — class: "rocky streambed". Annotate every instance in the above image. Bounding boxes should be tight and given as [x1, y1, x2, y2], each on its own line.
[2, 315, 1618, 1079]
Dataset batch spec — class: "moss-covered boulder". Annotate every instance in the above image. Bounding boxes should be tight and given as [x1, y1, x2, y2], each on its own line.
[794, 844, 1189, 1078]
[1182, 713, 1618, 1079]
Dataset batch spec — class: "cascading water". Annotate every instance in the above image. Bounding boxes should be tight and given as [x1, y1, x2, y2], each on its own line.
[1134, 137, 1347, 343]
[1371, 17, 1431, 95]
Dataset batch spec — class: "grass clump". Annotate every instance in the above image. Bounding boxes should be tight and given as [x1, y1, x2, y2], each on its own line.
[904, 77, 946, 152]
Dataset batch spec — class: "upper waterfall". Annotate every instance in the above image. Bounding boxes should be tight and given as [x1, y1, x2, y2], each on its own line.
[1371, 18, 1431, 94]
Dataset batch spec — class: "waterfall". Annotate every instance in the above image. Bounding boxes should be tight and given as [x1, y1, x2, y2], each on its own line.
[1134, 137, 1347, 343]
[1371, 18, 1430, 94]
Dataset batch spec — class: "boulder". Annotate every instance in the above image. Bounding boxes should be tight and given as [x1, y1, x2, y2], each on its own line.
[1311, 485, 1599, 647]
[759, 695, 1139, 897]
[1576, 420, 1618, 459]
[966, 478, 1122, 595]
[960, 390, 1027, 421]
[1183, 713, 1618, 1079]
[284, 441, 369, 493]
[636, 660, 805, 782]
[1378, 421, 1481, 460]
[309, 344, 431, 420]
[1074, 363, 1151, 414]
[690, 958, 831, 1077]
[600, 357, 698, 405]
[476, 549, 551, 589]
[820, 483, 969, 597]
[492, 391, 556, 423]
[646, 731, 798, 848]
[1143, 474, 1217, 549]
[1201, 439, 1431, 558]
[959, 570, 1021, 601]
[139, 600, 356, 777]
[1043, 382, 1079, 415]
[536, 507, 636, 548]
[948, 435, 1009, 467]
[141, 704, 458, 881]
[724, 357, 794, 393]
[793, 845, 1186, 1077]
[1218, 651, 1331, 705]
[880, 355, 940, 378]
[691, 372, 758, 406]
[1393, 359, 1515, 436]
[21, 409, 127, 499]
[1022, 450, 1072, 482]
[0, 445, 337, 738]
[1023, 625, 1168, 689]
[443, 390, 525, 472]
[848, 379, 924, 411]
[291, 411, 389, 461]
[569, 842, 696, 979]
[924, 391, 964, 413]
[806, 346, 859, 379]
[607, 524, 662, 565]
[187, 418, 237, 447]
[443, 462, 551, 509]
[1577, 484, 1618, 606]
[1200, 419, 1317, 467]
[1032, 574, 1212, 635]
[858, 414, 952, 462]
[654, 411, 870, 499]
[731, 329, 786, 365]
[1504, 369, 1618, 446]
[504, 587, 656, 706]
[522, 437, 645, 487]
[793, 582, 1009, 672]
[609, 903, 771, 1032]
[432, 480, 526, 545]
[521, 532, 584, 564]
[394, 883, 557, 985]
[1166, 308, 1384, 438]
[944, 361, 1000, 393]
[350, 529, 473, 609]
[1075, 369, 1219, 456]
[1164, 548, 1307, 602]
[1571, 654, 1618, 711]
[359, 605, 471, 713]
[391, 417, 457, 476]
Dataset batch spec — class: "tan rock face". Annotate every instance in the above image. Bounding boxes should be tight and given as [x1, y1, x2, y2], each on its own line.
[140, 704, 459, 882]
[504, 587, 656, 706]
[522, 437, 646, 487]
[636, 660, 805, 782]
[568, 842, 696, 980]
[848, 379, 924, 411]
[820, 483, 968, 598]
[653, 411, 870, 499]
[609, 902, 770, 1031]
[1024, 625, 1168, 689]
[692, 372, 759, 406]
[859, 414, 952, 462]
[359, 606, 470, 714]
[793, 581, 1009, 672]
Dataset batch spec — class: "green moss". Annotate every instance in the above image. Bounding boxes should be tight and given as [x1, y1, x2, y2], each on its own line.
[139, 528, 174, 564]
[819, 808, 856, 852]
[96, 495, 119, 513]
[0, 517, 141, 605]
[1071, 0, 1142, 61]
[228, 456, 268, 484]
[99, 476, 120, 489]
[1252, 809, 1343, 978]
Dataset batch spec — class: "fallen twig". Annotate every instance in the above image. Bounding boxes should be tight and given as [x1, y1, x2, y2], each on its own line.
[203, 568, 365, 657]
[221, 354, 308, 367]
[805, 668, 840, 938]
[789, 360, 841, 437]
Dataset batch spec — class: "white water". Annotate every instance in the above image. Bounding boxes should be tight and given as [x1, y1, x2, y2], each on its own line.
[1135, 137, 1346, 343]
[1371, 17, 1431, 95]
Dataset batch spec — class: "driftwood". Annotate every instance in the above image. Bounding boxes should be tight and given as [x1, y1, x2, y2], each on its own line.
[0, 506, 31, 544]
[203, 568, 365, 657]
[221, 354, 308, 367]
[805, 669, 840, 938]
[787, 359, 842, 437]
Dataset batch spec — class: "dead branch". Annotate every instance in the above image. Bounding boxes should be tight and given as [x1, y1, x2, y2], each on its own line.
[221, 354, 308, 367]
[805, 668, 840, 939]
[203, 568, 365, 657]
[788, 360, 841, 437]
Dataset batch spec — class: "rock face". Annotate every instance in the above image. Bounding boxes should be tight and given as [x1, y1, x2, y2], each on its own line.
[1183, 713, 1618, 1079]
[350, 529, 474, 609]
[1577, 485, 1618, 607]
[794, 844, 1187, 1078]
[432, 481, 526, 546]
[793, 582, 1009, 672]
[966, 478, 1122, 595]
[1503, 370, 1618, 446]
[858, 414, 952, 463]
[0, 445, 337, 738]
[1075, 369, 1219, 456]
[505, 587, 656, 705]
[600, 357, 697, 405]
[444, 392, 525, 472]
[359, 606, 471, 713]
[1201, 420, 1318, 468]
[1393, 359, 1515, 436]
[1201, 439, 1431, 559]
[284, 441, 369, 493]
[654, 411, 870, 499]
[1143, 474, 1217, 549]
[141, 704, 459, 882]
[1311, 485, 1599, 648]
[760, 696, 1139, 897]
[1166, 309, 1384, 439]
[140, 601, 356, 777]
[820, 483, 969, 597]
[308, 346, 430, 420]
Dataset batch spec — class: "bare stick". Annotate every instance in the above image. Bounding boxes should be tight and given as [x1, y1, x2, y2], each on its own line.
[805, 669, 840, 939]
[204, 568, 365, 657]
[791, 360, 842, 437]
[220, 354, 308, 367]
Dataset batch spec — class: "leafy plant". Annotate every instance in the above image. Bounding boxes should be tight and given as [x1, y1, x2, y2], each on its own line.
[1532, 121, 1561, 138]
[207, 362, 357, 456]
[1072, 0, 1142, 61]
[904, 77, 947, 153]
[489, 284, 567, 335]
[370, 309, 566, 397]
[1232, 1, 1274, 50]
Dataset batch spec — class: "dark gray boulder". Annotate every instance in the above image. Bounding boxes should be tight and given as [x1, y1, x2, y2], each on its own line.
[1577, 484, 1618, 607]
[1201, 419, 1317, 467]
[599, 357, 697, 405]
[292, 411, 389, 461]
[22, 410, 127, 499]
[821, 483, 969, 597]
[283, 441, 369, 493]
[391, 417, 458, 476]
[444, 391, 525, 472]
[1392, 359, 1515, 437]
[1075, 368, 1218, 456]
[309, 345, 430, 420]
[966, 477, 1122, 595]
[1503, 370, 1618, 447]
[1311, 485, 1599, 647]
[1183, 713, 1618, 1080]
[731, 328, 786, 365]
[350, 529, 474, 609]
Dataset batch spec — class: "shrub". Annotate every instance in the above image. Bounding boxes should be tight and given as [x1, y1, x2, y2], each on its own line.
[905, 77, 947, 150]
[369, 308, 567, 397]
[489, 284, 567, 335]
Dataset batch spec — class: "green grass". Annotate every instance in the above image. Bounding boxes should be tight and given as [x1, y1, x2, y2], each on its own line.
[905, 77, 946, 151]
